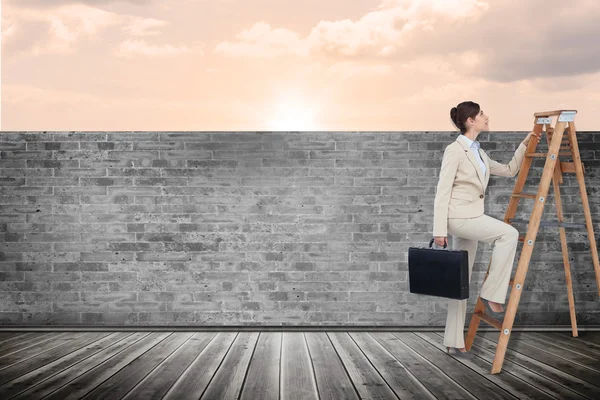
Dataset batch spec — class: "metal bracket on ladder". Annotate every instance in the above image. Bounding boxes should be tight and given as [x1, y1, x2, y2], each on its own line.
[464, 109, 600, 374]
[536, 117, 552, 125]
[558, 111, 576, 122]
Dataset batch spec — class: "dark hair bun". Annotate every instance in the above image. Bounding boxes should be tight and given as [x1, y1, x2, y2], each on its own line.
[450, 107, 458, 124]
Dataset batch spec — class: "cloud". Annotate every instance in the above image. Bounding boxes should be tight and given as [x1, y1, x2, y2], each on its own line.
[2, 4, 118, 57]
[460, 0, 600, 82]
[8, 0, 153, 7]
[214, 0, 600, 82]
[215, 21, 310, 58]
[121, 18, 166, 36]
[116, 39, 201, 57]
[326, 61, 393, 80]
[2, 3, 184, 59]
[215, 0, 489, 59]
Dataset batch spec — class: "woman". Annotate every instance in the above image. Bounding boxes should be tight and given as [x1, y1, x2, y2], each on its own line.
[433, 101, 540, 358]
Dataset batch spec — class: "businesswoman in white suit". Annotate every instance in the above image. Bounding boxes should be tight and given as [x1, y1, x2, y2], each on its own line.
[433, 101, 539, 357]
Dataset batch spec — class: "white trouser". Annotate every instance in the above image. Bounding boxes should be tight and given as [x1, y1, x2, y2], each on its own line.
[443, 214, 519, 348]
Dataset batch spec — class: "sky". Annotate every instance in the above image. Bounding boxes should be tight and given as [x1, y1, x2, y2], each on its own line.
[1, 0, 599, 131]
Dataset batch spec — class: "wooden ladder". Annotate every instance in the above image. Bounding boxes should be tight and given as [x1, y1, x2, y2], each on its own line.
[464, 109, 600, 374]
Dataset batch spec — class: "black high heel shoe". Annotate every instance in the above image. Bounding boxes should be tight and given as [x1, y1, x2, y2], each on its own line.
[481, 298, 505, 318]
[446, 347, 475, 359]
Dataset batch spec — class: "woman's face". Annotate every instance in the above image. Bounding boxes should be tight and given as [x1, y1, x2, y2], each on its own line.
[468, 109, 489, 132]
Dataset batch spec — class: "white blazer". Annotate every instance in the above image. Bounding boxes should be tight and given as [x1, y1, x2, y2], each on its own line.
[432, 137, 527, 237]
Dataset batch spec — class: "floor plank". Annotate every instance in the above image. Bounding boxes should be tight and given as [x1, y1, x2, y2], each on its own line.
[0, 330, 598, 400]
[479, 332, 600, 386]
[417, 332, 555, 400]
[0, 332, 110, 386]
[558, 331, 600, 348]
[279, 332, 319, 400]
[349, 332, 436, 400]
[305, 332, 359, 400]
[126, 332, 219, 400]
[431, 332, 590, 400]
[81, 332, 195, 400]
[527, 332, 600, 359]
[0, 333, 16, 341]
[0, 333, 35, 346]
[199, 332, 259, 400]
[394, 332, 518, 400]
[371, 332, 478, 399]
[12, 332, 151, 400]
[0, 332, 87, 370]
[239, 332, 280, 400]
[474, 333, 600, 399]
[0, 332, 67, 360]
[328, 332, 398, 399]
[0, 333, 132, 399]
[504, 332, 600, 372]
[44, 332, 171, 400]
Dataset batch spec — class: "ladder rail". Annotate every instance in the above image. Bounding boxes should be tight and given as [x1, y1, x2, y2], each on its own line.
[567, 122, 600, 296]
[552, 157, 578, 336]
[502, 123, 543, 225]
[464, 109, 600, 375]
[489, 120, 567, 374]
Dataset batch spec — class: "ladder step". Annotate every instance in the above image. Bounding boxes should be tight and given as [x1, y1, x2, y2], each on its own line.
[560, 161, 577, 173]
[526, 152, 572, 158]
[512, 193, 537, 199]
[509, 219, 587, 229]
[474, 312, 503, 330]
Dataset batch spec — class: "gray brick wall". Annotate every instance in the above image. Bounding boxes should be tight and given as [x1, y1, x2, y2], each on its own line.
[0, 131, 599, 326]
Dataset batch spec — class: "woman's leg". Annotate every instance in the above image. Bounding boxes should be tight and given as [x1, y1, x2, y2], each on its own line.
[448, 214, 520, 304]
[443, 218, 478, 349]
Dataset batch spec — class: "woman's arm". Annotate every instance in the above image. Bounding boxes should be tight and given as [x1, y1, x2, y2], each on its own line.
[487, 142, 527, 177]
[488, 132, 540, 177]
[433, 145, 460, 238]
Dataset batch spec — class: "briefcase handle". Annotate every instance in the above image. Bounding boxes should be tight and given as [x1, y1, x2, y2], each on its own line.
[429, 238, 448, 249]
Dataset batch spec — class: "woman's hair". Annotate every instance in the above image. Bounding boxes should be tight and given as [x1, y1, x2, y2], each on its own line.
[450, 101, 480, 134]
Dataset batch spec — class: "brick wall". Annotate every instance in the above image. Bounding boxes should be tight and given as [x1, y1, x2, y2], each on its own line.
[0, 131, 599, 326]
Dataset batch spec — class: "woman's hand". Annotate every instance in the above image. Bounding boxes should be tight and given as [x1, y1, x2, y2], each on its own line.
[522, 131, 541, 146]
[434, 236, 448, 247]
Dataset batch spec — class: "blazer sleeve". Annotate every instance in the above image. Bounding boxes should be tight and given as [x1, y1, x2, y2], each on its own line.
[487, 142, 527, 177]
[433, 144, 461, 237]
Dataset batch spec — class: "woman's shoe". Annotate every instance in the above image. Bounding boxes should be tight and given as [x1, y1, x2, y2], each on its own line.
[446, 346, 475, 359]
[481, 298, 505, 318]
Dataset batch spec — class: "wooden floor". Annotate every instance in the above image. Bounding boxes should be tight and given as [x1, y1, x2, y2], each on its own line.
[0, 330, 599, 399]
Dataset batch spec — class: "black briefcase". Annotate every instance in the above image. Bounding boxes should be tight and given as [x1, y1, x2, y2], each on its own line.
[408, 238, 469, 300]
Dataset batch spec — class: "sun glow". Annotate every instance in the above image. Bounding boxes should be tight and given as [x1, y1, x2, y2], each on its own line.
[267, 95, 320, 131]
